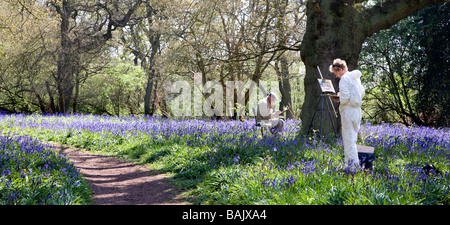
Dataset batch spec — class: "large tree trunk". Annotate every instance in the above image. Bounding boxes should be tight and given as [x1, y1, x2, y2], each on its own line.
[300, 0, 362, 135]
[299, 0, 446, 136]
[142, 7, 161, 116]
[55, 0, 75, 114]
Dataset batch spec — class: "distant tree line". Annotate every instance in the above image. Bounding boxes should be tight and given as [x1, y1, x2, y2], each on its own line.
[0, 0, 447, 128]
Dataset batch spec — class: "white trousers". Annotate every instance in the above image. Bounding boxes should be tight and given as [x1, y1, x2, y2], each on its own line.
[340, 107, 361, 172]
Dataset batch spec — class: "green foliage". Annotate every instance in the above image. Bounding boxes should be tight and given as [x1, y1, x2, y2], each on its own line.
[411, 4, 450, 127]
[360, 3, 449, 127]
[77, 60, 146, 115]
[1, 114, 448, 205]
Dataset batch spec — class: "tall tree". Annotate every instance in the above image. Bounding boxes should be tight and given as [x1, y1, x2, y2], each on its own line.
[0, 0, 58, 113]
[273, 0, 306, 119]
[122, 1, 162, 115]
[414, 4, 449, 127]
[359, 3, 449, 127]
[299, 0, 446, 135]
[49, 0, 143, 113]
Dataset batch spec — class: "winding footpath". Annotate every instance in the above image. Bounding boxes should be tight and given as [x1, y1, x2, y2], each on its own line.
[48, 142, 190, 205]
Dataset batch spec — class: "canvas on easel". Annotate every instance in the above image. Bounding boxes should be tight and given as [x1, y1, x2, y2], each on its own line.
[306, 66, 339, 137]
[317, 79, 335, 93]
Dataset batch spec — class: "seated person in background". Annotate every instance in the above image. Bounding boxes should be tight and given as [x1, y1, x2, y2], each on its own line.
[256, 92, 284, 134]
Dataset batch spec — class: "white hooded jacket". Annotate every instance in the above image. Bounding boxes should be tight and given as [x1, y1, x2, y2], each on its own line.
[339, 70, 365, 110]
[339, 69, 365, 172]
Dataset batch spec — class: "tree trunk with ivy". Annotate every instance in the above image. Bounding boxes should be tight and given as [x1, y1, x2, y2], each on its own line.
[300, 0, 446, 136]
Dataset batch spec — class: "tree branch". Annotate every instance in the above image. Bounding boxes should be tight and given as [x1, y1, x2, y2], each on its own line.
[96, 0, 143, 40]
[358, 0, 446, 37]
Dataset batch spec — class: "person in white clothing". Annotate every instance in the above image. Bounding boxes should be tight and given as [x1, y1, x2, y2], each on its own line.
[329, 59, 365, 173]
[256, 92, 284, 134]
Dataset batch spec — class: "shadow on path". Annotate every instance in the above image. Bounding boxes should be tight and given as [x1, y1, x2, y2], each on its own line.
[48, 142, 191, 205]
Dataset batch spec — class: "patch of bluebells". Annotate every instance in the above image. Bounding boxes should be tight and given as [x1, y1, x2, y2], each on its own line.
[1, 114, 449, 204]
[361, 122, 450, 157]
[0, 114, 302, 150]
[0, 135, 90, 205]
[2, 114, 447, 175]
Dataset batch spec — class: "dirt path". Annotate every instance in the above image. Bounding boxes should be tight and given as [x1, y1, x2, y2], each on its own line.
[48, 142, 190, 205]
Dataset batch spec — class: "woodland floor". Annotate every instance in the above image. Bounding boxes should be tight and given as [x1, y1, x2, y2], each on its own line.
[49, 142, 190, 205]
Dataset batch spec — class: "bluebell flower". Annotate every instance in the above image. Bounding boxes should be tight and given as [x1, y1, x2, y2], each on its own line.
[288, 175, 295, 185]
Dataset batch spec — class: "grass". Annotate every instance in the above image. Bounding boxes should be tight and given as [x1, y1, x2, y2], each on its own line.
[0, 113, 449, 205]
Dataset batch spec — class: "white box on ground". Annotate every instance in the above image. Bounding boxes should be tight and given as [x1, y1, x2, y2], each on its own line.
[357, 145, 374, 153]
